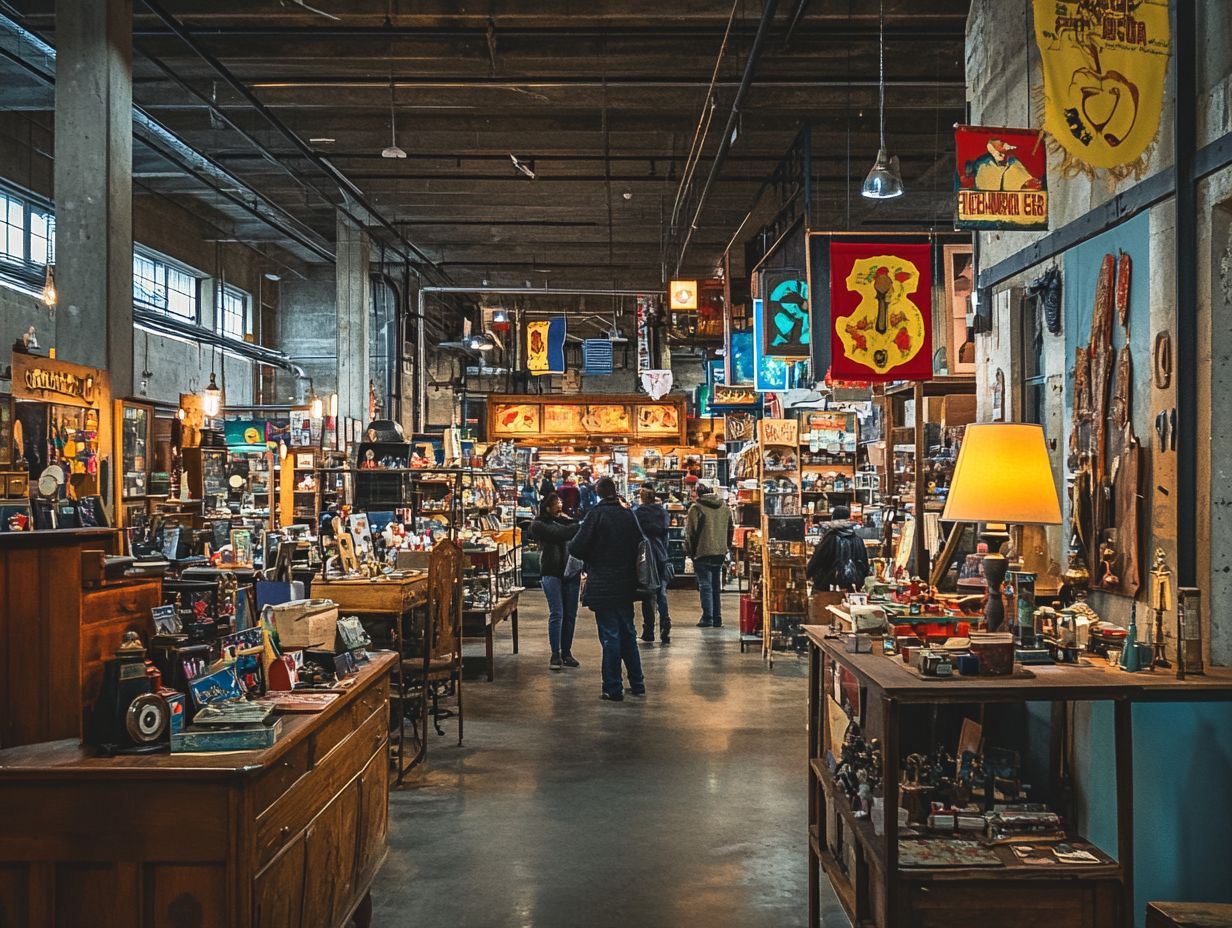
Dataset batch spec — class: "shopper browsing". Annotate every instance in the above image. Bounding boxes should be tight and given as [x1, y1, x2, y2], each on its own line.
[538, 468, 556, 501]
[527, 493, 582, 671]
[806, 505, 871, 591]
[634, 486, 672, 644]
[567, 477, 646, 701]
[685, 482, 734, 627]
[556, 470, 581, 516]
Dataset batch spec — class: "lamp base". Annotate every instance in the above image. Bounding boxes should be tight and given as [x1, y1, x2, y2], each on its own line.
[980, 524, 1011, 633]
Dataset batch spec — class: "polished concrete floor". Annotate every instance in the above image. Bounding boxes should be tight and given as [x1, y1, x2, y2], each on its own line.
[373, 585, 847, 927]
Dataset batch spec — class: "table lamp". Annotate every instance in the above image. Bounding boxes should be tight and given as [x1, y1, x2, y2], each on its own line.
[941, 423, 1061, 631]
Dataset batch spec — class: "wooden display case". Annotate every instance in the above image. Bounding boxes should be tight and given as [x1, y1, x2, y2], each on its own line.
[759, 418, 806, 665]
[804, 627, 1232, 928]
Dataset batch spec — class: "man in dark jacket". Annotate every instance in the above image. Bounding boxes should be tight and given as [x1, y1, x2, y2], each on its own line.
[634, 486, 671, 644]
[527, 493, 581, 671]
[567, 477, 646, 701]
[685, 483, 734, 627]
[806, 506, 871, 591]
[537, 469, 556, 501]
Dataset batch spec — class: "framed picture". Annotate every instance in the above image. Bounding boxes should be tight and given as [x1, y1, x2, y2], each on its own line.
[295, 452, 315, 470]
[229, 528, 254, 567]
[943, 243, 976, 374]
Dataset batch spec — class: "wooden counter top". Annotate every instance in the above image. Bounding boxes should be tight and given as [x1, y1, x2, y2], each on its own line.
[0, 526, 116, 548]
[805, 625, 1232, 703]
[0, 650, 397, 780]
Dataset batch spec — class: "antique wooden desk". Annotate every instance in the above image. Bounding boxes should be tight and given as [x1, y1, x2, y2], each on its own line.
[463, 590, 520, 682]
[311, 572, 429, 621]
[804, 626, 1232, 928]
[0, 528, 162, 748]
[0, 651, 396, 928]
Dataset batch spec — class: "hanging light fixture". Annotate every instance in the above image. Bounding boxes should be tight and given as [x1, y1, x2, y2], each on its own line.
[310, 393, 323, 418]
[861, 0, 904, 200]
[381, 71, 407, 159]
[202, 372, 222, 417]
[40, 263, 56, 308]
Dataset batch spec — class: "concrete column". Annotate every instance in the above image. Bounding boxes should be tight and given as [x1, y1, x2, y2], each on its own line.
[53, 0, 134, 396]
[335, 212, 370, 425]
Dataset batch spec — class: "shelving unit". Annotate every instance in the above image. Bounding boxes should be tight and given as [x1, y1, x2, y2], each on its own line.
[665, 504, 689, 581]
[877, 377, 976, 578]
[758, 418, 806, 666]
[805, 627, 1232, 928]
[798, 409, 859, 545]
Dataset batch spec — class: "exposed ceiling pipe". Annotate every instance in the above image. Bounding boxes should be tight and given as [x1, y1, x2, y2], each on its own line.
[672, 0, 782, 278]
[137, 0, 452, 285]
[244, 77, 962, 91]
[0, 16, 335, 263]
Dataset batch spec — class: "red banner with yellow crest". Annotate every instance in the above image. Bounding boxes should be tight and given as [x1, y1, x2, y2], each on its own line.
[828, 242, 933, 383]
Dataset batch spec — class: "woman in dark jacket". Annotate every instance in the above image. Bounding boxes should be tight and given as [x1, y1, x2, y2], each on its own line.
[634, 486, 671, 644]
[567, 477, 646, 701]
[527, 493, 581, 671]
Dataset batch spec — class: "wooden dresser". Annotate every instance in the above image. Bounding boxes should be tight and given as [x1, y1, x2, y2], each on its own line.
[0, 651, 396, 928]
[0, 527, 162, 748]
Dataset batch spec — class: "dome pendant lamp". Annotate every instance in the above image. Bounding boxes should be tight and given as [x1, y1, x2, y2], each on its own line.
[861, 0, 904, 200]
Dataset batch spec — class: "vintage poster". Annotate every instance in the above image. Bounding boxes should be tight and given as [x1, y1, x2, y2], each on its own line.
[829, 243, 933, 383]
[490, 403, 540, 436]
[954, 125, 1048, 230]
[1033, 0, 1169, 178]
[526, 316, 566, 375]
[711, 384, 758, 408]
[758, 418, 799, 446]
[728, 329, 755, 386]
[581, 404, 632, 434]
[724, 413, 755, 442]
[760, 270, 810, 357]
[752, 298, 806, 391]
[543, 403, 585, 434]
[635, 404, 679, 436]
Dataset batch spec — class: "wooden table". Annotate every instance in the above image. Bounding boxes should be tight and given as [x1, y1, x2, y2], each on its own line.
[1147, 903, 1232, 928]
[0, 651, 396, 928]
[803, 626, 1232, 928]
[463, 590, 521, 681]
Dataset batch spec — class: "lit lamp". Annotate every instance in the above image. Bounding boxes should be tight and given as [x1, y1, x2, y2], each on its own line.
[941, 423, 1061, 631]
[202, 371, 223, 418]
[668, 279, 697, 311]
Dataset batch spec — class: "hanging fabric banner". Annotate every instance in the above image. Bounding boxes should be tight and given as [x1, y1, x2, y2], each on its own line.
[1033, 0, 1169, 178]
[955, 125, 1048, 230]
[761, 269, 810, 357]
[829, 242, 933, 383]
[526, 317, 566, 375]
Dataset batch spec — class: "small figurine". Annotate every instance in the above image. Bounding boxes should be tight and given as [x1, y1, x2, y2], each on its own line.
[1148, 548, 1172, 669]
[1099, 540, 1119, 589]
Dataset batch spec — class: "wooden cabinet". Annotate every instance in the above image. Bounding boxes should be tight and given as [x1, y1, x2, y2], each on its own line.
[0, 652, 395, 928]
[0, 528, 161, 748]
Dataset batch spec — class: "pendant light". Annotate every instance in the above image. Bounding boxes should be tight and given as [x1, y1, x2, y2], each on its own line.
[381, 72, 407, 159]
[861, 0, 904, 200]
[203, 370, 222, 417]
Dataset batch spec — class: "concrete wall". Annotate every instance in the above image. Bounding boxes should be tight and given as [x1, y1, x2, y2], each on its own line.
[967, 2, 1232, 921]
[274, 266, 336, 404]
[0, 112, 268, 403]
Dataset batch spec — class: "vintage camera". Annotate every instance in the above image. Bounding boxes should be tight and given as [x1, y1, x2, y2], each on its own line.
[916, 649, 954, 678]
[84, 632, 176, 756]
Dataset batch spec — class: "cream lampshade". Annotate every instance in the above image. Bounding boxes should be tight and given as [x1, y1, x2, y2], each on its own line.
[942, 423, 1061, 631]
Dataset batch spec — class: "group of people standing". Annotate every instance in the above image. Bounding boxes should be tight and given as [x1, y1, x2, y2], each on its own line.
[525, 473, 734, 702]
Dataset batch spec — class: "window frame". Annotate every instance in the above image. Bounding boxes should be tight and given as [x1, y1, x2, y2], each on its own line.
[0, 182, 55, 285]
[133, 247, 203, 324]
[216, 282, 251, 341]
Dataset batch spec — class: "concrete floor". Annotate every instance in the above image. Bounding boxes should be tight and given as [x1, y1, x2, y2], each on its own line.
[373, 585, 847, 928]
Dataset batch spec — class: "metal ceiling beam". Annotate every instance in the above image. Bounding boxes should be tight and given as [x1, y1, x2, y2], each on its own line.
[244, 77, 963, 90]
[136, 0, 451, 283]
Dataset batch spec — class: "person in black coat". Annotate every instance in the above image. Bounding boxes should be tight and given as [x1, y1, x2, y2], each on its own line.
[537, 469, 556, 501]
[567, 477, 646, 701]
[634, 486, 672, 644]
[806, 506, 871, 591]
[527, 493, 582, 670]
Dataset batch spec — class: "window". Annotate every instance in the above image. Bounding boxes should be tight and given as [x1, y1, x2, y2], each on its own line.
[217, 284, 249, 340]
[1020, 291, 1047, 425]
[133, 248, 200, 321]
[0, 186, 53, 269]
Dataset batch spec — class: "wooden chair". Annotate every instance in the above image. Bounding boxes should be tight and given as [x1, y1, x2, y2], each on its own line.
[397, 538, 464, 779]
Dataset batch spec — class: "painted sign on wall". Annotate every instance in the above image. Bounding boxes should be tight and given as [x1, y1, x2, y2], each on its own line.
[955, 125, 1048, 230]
[761, 270, 810, 357]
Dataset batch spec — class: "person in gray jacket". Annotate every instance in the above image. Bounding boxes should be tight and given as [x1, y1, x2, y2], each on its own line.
[684, 482, 733, 627]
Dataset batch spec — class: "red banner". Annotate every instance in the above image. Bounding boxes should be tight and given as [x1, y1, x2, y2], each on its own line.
[829, 242, 933, 383]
